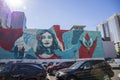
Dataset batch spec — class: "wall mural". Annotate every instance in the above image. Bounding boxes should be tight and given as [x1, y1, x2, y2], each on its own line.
[0, 26, 105, 59]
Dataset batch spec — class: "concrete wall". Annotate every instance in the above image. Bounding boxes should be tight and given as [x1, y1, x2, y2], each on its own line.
[103, 41, 117, 58]
[0, 26, 105, 59]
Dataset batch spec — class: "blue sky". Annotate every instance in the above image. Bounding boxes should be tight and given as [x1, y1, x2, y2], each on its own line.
[6, 0, 120, 30]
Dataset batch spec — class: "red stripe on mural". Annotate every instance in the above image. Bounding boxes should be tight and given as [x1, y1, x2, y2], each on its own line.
[0, 28, 23, 51]
[53, 25, 68, 50]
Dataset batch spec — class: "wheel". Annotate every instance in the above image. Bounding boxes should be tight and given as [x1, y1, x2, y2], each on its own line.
[67, 76, 77, 80]
[103, 75, 111, 80]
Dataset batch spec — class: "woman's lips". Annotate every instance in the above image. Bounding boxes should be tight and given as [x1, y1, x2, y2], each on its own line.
[44, 42, 49, 44]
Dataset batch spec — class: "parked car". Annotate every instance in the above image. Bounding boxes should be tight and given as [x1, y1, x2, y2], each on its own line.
[106, 58, 120, 69]
[0, 63, 48, 80]
[56, 60, 114, 80]
[42, 62, 49, 69]
[0, 62, 6, 72]
[47, 61, 75, 76]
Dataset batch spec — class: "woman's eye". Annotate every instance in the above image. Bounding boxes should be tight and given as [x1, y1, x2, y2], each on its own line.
[42, 36, 46, 39]
[48, 36, 52, 39]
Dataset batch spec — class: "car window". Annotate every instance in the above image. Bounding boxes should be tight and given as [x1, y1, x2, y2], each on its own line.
[11, 65, 18, 71]
[0, 63, 6, 72]
[24, 65, 35, 70]
[82, 61, 92, 69]
[69, 61, 84, 69]
[59, 62, 73, 67]
[2, 64, 11, 72]
[31, 64, 43, 69]
[67, 62, 75, 66]
[92, 60, 104, 65]
[59, 62, 66, 66]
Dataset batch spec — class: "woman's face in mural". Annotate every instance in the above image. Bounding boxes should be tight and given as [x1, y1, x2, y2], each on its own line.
[41, 32, 53, 47]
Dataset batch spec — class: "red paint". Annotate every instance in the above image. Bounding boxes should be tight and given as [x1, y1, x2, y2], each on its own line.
[85, 33, 90, 40]
[35, 52, 61, 59]
[0, 28, 23, 51]
[53, 25, 68, 50]
[79, 37, 97, 58]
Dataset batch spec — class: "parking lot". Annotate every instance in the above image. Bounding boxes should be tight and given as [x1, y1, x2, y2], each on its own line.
[47, 69, 120, 80]
[0, 59, 119, 80]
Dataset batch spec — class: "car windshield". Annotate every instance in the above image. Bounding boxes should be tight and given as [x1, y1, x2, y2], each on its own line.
[0, 63, 6, 72]
[0, 64, 11, 72]
[69, 61, 84, 69]
[31, 64, 43, 69]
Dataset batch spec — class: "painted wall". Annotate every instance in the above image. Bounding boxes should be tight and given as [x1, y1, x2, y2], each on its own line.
[0, 26, 105, 59]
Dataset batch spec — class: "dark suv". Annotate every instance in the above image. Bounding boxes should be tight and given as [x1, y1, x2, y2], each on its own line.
[0, 63, 48, 80]
[47, 61, 75, 76]
[56, 60, 114, 80]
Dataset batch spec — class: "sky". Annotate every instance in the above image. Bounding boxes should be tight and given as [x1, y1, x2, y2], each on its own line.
[5, 0, 120, 30]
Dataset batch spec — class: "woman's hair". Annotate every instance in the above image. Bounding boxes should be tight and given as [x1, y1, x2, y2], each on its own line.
[36, 30, 61, 55]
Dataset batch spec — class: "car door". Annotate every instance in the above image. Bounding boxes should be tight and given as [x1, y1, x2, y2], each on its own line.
[79, 61, 93, 80]
[10, 64, 27, 77]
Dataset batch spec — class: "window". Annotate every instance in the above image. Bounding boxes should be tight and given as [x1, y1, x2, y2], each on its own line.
[82, 61, 92, 69]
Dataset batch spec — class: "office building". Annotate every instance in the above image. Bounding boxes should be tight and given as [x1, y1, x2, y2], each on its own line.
[96, 21, 111, 41]
[96, 13, 120, 43]
[11, 11, 26, 29]
[97, 13, 120, 54]
[0, 0, 11, 28]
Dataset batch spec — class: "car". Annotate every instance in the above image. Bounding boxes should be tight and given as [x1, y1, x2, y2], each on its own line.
[0, 63, 48, 80]
[56, 59, 114, 80]
[47, 61, 76, 76]
[0, 62, 6, 72]
[42, 62, 49, 69]
[106, 58, 120, 69]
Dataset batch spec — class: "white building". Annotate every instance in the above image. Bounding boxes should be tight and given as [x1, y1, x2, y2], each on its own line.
[96, 13, 120, 43]
[0, 0, 11, 28]
[108, 14, 120, 43]
[96, 13, 120, 56]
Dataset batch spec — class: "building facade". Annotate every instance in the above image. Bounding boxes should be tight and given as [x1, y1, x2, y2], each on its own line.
[0, 25, 105, 59]
[96, 13, 120, 43]
[96, 22, 111, 41]
[0, 0, 11, 28]
[11, 11, 26, 29]
[96, 13, 120, 56]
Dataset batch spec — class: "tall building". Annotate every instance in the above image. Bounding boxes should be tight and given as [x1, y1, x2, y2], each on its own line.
[0, 0, 11, 28]
[97, 13, 120, 54]
[96, 21, 111, 41]
[108, 14, 120, 43]
[96, 13, 120, 43]
[11, 11, 26, 29]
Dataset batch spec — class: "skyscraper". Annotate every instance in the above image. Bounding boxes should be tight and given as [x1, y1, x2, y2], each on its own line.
[11, 11, 26, 29]
[96, 13, 120, 43]
[97, 13, 120, 54]
[0, 0, 11, 28]
[108, 13, 120, 43]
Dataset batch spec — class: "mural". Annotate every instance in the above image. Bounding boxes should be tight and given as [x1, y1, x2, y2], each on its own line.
[0, 26, 105, 59]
